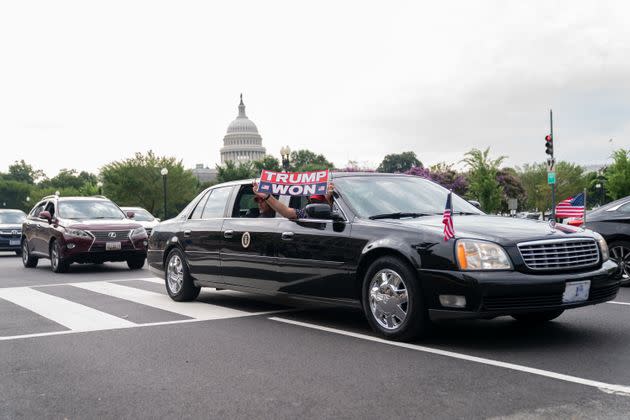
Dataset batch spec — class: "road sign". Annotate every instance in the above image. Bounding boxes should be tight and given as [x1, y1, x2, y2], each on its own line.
[548, 172, 556, 185]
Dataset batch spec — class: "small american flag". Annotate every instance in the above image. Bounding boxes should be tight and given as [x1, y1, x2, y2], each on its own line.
[442, 192, 455, 241]
[556, 192, 585, 218]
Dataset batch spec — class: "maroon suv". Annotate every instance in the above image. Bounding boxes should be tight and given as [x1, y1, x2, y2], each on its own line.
[21, 195, 148, 273]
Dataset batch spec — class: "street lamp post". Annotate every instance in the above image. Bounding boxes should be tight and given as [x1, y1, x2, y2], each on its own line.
[280, 146, 291, 171]
[161, 168, 168, 220]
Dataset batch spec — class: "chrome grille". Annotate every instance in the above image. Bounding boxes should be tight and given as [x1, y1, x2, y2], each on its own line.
[88, 230, 131, 241]
[518, 238, 599, 270]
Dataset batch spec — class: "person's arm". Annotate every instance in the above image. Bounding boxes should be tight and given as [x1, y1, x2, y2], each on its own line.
[325, 182, 334, 205]
[253, 182, 299, 220]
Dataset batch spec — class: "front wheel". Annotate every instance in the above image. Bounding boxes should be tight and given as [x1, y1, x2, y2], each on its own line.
[511, 309, 564, 323]
[361, 256, 430, 341]
[165, 248, 200, 301]
[126, 256, 145, 270]
[22, 239, 38, 268]
[50, 240, 69, 273]
[609, 241, 630, 286]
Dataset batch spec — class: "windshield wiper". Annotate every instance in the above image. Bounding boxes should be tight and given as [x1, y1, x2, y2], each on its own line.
[369, 212, 430, 220]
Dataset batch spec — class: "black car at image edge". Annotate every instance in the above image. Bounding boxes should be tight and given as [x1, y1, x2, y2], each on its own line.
[148, 173, 620, 341]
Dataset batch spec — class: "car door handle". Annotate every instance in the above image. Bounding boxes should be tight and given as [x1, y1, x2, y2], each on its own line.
[281, 231, 294, 240]
[224, 230, 234, 239]
[183, 230, 192, 237]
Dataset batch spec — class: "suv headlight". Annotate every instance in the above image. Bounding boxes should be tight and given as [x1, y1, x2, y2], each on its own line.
[593, 232, 609, 261]
[456, 239, 512, 270]
[65, 228, 92, 239]
[131, 227, 147, 239]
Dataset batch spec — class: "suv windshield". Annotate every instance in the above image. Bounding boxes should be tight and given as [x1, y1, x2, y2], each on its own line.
[128, 209, 155, 222]
[334, 176, 483, 218]
[58, 200, 126, 220]
[0, 212, 26, 224]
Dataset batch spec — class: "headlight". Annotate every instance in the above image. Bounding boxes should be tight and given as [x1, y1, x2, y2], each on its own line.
[65, 228, 92, 239]
[456, 239, 512, 270]
[593, 232, 609, 262]
[131, 227, 147, 238]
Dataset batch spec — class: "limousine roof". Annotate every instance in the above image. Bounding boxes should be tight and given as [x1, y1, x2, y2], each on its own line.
[211, 172, 413, 189]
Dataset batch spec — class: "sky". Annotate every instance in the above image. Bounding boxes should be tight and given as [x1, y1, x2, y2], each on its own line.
[1, 1, 629, 178]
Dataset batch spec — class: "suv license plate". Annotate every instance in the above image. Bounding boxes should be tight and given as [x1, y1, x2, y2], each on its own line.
[562, 280, 590, 303]
[9, 239, 20, 246]
[105, 242, 121, 251]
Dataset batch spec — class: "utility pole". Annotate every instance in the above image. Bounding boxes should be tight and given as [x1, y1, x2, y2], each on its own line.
[550, 110, 555, 221]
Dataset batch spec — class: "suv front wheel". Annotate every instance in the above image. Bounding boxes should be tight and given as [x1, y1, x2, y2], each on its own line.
[50, 239, 70, 273]
[22, 239, 38, 268]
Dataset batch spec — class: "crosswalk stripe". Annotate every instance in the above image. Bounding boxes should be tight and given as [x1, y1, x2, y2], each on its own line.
[0, 287, 136, 331]
[72, 281, 249, 320]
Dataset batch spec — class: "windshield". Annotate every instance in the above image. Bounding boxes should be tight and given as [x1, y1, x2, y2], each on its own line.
[58, 200, 126, 220]
[0, 211, 26, 224]
[334, 176, 483, 218]
[124, 208, 155, 221]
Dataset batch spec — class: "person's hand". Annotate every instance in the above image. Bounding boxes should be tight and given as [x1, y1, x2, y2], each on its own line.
[252, 181, 268, 199]
[325, 182, 335, 203]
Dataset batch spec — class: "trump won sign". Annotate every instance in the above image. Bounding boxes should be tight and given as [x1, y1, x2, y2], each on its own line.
[259, 169, 329, 196]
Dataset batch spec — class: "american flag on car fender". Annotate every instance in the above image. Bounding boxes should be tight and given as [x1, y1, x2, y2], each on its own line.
[556, 192, 585, 218]
[442, 192, 455, 241]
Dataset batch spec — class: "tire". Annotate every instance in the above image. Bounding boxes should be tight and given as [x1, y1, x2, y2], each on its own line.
[21, 239, 38, 268]
[361, 256, 430, 341]
[50, 239, 69, 273]
[609, 241, 630, 286]
[126, 256, 146, 270]
[15, 249, 22, 256]
[511, 309, 564, 323]
[165, 248, 200, 301]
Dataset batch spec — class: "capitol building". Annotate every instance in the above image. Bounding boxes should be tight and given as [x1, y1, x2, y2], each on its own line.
[219, 94, 266, 164]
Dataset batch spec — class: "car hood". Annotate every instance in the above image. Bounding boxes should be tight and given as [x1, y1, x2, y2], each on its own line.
[376, 215, 594, 246]
[60, 218, 142, 230]
[0, 224, 23, 231]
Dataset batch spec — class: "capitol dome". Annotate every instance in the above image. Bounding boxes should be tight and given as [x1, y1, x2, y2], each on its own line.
[220, 94, 266, 164]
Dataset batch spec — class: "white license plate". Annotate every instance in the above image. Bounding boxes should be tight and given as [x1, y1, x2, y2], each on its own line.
[105, 241, 121, 251]
[562, 280, 590, 303]
[9, 239, 20, 246]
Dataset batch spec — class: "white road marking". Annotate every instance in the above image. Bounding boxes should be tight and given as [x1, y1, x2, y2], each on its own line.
[608, 301, 630, 306]
[72, 281, 251, 320]
[270, 317, 630, 396]
[2, 277, 160, 290]
[0, 287, 135, 331]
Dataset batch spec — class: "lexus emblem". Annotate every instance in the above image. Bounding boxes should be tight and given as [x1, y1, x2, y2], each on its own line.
[11, 230, 18, 236]
[241, 232, 251, 249]
[108, 232, 117, 239]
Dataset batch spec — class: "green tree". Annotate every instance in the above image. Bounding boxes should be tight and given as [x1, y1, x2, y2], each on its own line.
[517, 161, 587, 212]
[605, 149, 630, 200]
[289, 149, 335, 172]
[0, 180, 31, 211]
[252, 155, 282, 173]
[462, 148, 505, 213]
[377, 151, 421, 173]
[40, 169, 98, 191]
[216, 160, 257, 183]
[496, 168, 527, 213]
[3, 160, 45, 184]
[100, 151, 197, 219]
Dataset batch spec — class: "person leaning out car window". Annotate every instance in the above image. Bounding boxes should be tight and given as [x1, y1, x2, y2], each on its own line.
[252, 182, 334, 220]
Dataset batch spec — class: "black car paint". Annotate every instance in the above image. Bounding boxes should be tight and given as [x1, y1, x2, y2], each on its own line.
[148, 174, 620, 319]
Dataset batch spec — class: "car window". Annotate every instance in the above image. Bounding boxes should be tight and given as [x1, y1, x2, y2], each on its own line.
[30, 201, 47, 218]
[188, 191, 211, 220]
[232, 185, 258, 217]
[618, 202, 630, 214]
[44, 201, 56, 218]
[289, 196, 308, 210]
[201, 187, 232, 219]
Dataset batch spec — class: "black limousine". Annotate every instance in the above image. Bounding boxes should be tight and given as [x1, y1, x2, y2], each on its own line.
[148, 173, 619, 341]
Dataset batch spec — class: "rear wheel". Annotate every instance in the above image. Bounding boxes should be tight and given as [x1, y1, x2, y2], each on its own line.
[165, 248, 200, 301]
[21, 239, 38, 268]
[361, 256, 430, 341]
[50, 240, 69, 273]
[126, 256, 145, 270]
[609, 241, 630, 286]
[511, 309, 564, 323]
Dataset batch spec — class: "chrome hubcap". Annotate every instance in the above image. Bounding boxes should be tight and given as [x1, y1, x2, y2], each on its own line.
[51, 244, 58, 269]
[611, 246, 630, 280]
[369, 268, 409, 330]
[167, 255, 184, 294]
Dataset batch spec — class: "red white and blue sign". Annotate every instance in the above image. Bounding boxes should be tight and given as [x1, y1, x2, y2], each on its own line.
[259, 170, 329, 196]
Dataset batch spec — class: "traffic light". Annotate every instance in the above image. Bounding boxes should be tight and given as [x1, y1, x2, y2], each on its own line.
[545, 134, 553, 156]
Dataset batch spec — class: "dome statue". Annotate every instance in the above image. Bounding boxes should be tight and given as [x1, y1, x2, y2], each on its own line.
[220, 94, 266, 164]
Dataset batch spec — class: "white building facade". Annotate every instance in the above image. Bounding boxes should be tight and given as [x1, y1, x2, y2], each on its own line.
[219, 95, 266, 164]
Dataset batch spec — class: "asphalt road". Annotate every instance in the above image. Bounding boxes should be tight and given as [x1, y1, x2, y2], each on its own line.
[1, 252, 630, 419]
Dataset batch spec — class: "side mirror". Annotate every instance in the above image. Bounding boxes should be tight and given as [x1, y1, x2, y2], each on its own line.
[126, 211, 135, 219]
[304, 203, 332, 219]
[39, 211, 52, 223]
[468, 200, 481, 210]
